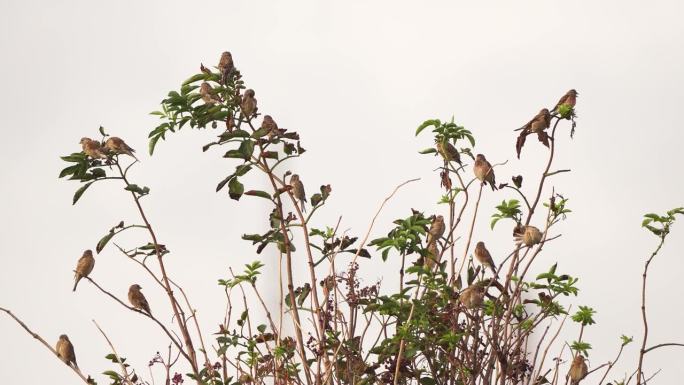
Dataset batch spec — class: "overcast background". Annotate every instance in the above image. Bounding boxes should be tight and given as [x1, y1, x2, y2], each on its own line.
[1, 1, 683, 384]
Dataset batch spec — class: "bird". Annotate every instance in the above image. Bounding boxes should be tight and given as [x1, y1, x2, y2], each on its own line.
[474, 241, 497, 275]
[72, 249, 95, 292]
[261, 115, 279, 139]
[128, 284, 151, 315]
[551, 89, 578, 114]
[425, 240, 440, 270]
[241, 89, 257, 118]
[290, 174, 307, 212]
[568, 355, 588, 384]
[218, 51, 234, 84]
[80, 137, 107, 159]
[514, 225, 543, 247]
[199, 82, 221, 105]
[55, 334, 78, 369]
[426, 215, 445, 246]
[515, 108, 552, 159]
[515, 108, 552, 134]
[459, 284, 485, 309]
[436, 140, 461, 164]
[104, 137, 137, 160]
[473, 154, 497, 191]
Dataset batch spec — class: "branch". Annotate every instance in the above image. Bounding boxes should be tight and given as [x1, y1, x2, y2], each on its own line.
[92, 320, 135, 385]
[83, 276, 190, 363]
[0, 306, 93, 384]
[643, 342, 684, 354]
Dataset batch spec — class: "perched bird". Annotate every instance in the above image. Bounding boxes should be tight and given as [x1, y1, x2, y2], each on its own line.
[72, 249, 95, 292]
[199, 82, 221, 105]
[55, 334, 78, 369]
[128, 284, 151, 315]
[514, 225, 543, 247]
[426, 215, 445, 246]
[104, 137, 137, 160]
[290, 174, 307, 212]
[425, 240, 440, 270]
[551, 89, 578, 113]
[241, 89, 257, 118]
[459, 284, 485, 309]
[516, 108, 552, 134]
[473, 154, 497, 191]
[474, 241, 497, 275]
[218, 51, 234, 84]
[568, 355, 588, 384]
[80, 137, 107, 159]
[261, 115, 279, 139]
[436, 140, 461, 164]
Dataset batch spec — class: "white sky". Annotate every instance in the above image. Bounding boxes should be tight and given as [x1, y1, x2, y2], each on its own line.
[1, 1, 683, 384]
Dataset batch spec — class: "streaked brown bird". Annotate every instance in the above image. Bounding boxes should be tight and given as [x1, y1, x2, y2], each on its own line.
[568, 355, 588, 384]
[474, 241, 497, 275]
[200, 82, 221, 105]
[241, 89, 257, 118]
[515, 108, 551, 158]
[55, 334, 78, 369]
[218, 51, 234, 84]
[425, 240, 440, 270]
[426, 215, 445, 246]
[290, 174, 307, 212]
[473, 154, 497, 191]
[105, 137, 137, 160]
[80, 137, 107, 159]
[552, 89, 578, 113]
[459, 284, 485, 309]
[128, 284, 151, 315]
[514, 225, 543, 247]
[436, 140, 461, 164]
[261, 115, 278, 139]
[72, 249, 95, 292]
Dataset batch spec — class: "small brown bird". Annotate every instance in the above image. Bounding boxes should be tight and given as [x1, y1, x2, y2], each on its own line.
[290, 174, 307, 212]
[261, 115, 279, 139]
[425, 240, 440, 270]
[218, 51, 234, 84]
[426, 215, 445, 246]
[241, 89, 257, 118]
[473, 154, 497, 191]
[105, 137, 137, 160]
[128, 284, 151, 315]
[72, 249, 95, 292]
[516, 108, 552, 134]
[515, 108, 552, 158]
[568, 355, 588, 384]
[80, 137, 107, 159]
[459, 284, 485, 309]
[55, 334, 78, 369]
[436, 140, 461, 164]
[200, 82, 221, 105]
[474, 241, 497, 275]
[552, 89, 578, 113]
[515, 226, 543, 247]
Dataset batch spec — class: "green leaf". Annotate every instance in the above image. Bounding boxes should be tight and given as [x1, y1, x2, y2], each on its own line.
[182, 73, 209, 86]
[96, 232, 115, 254]
[149, 134, 162, 156]
[124, 184, 150, 196]
[59, 164, 80, 178]
[98, 126, 107, 136]
[73, 182, 94, 205]
[419, 147, 437, 155]
[415, 119, 440, 136]
[244, 190, 272, 200]
[216, 176, 231, 192]
[228, 178, 244, 200]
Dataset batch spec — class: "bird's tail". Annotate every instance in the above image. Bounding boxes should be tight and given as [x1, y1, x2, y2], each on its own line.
[301, 200, 307, 213]
[72, 275, 81, 292]
[490, 181, 497, 191]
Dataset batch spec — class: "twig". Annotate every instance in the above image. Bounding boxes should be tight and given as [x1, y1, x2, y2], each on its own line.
[0, 306, 93, 384]
[92, 320, 134, 385]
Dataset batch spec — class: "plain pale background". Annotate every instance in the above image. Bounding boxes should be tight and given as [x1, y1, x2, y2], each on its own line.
[1, 1, 683, 384]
